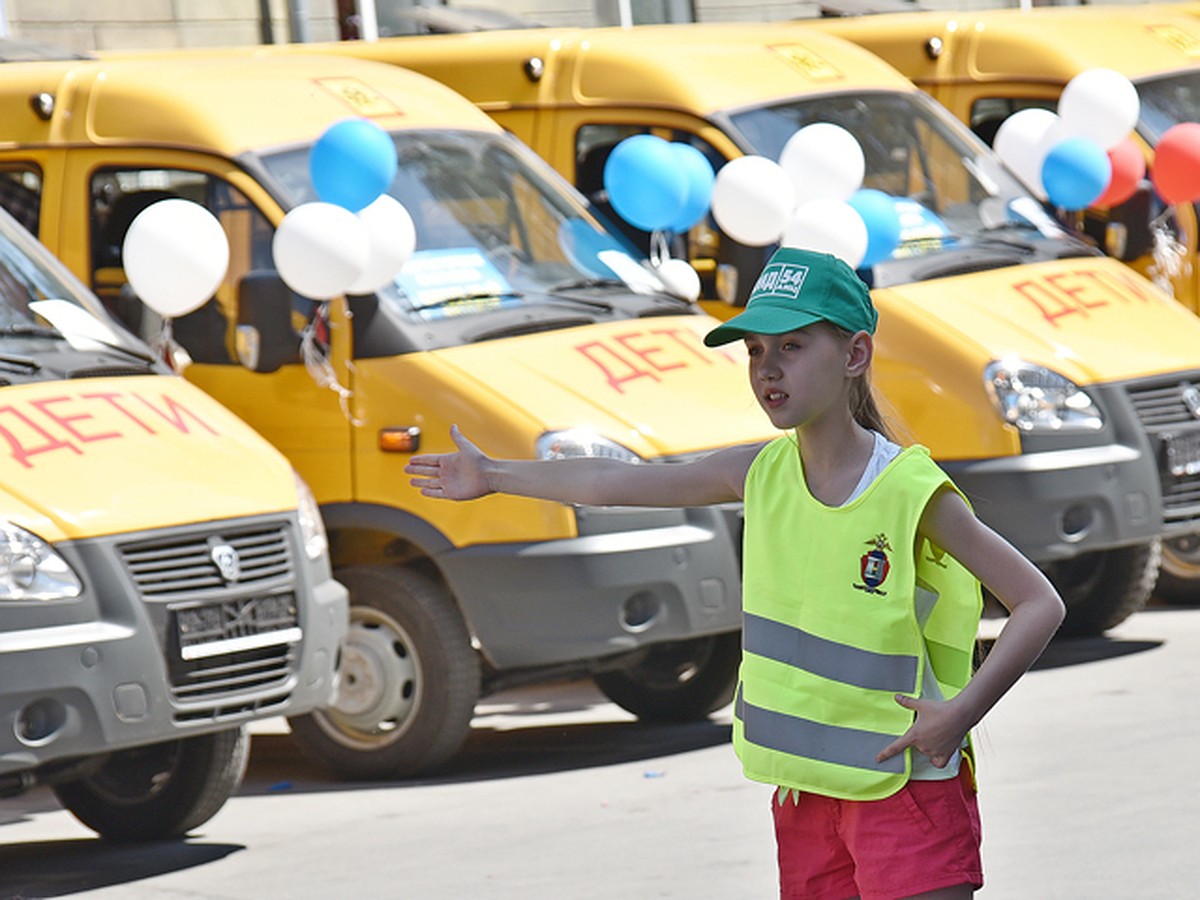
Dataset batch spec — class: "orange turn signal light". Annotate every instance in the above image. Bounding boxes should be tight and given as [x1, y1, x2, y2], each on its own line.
[379, 426, 420, 453]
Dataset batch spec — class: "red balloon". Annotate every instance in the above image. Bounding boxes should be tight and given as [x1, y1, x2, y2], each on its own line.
[1152, 122, 1200, 205]
[1094, 136, 1146, 209]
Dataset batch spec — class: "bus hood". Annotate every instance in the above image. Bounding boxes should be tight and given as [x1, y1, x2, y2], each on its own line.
[429, 315, 778, 458]
[874, 256, 1200, 384]
[0, 375, 298, 542]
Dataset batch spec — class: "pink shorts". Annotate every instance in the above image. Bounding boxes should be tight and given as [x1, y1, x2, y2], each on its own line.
[772, 766, 983, 900]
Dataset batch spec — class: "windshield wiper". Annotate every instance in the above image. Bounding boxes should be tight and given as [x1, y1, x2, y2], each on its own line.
[0, 325, 50, 372]
[0, 322, 156, 366]
[547, 277, 629, 292]
[0, 353, 40, 373]
[927, 230, 1037, 255]
[0, 323, 61, 339]
[411, 290, 525, 315]
[971, 233, 1037, 253]
[79, 336, 157, 366]
[548, 277, 692, 309]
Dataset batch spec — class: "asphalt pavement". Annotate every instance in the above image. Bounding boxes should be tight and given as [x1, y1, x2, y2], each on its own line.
[1, 603, 1198, 899]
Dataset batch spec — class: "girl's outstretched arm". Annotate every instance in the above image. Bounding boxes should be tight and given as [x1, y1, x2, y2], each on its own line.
[877, 488, 1066, 767]
[406, 425, 763, 508]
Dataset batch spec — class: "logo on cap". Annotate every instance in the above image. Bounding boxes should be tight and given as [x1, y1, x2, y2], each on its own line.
[751, 262, 809, 301]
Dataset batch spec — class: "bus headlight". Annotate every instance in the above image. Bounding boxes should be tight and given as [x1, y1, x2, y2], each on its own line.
[985, 359, 1103, 432]
[536, 429, 644, 463]
[0, 522, 82, 601]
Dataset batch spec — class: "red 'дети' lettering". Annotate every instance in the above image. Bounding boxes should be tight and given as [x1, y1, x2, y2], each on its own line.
[0, 388, 220, 469]
[575, 326, 736, 393]
[1014, 267, 1157, 327]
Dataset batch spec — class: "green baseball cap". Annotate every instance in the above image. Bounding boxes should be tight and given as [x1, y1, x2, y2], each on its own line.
[703, 248, 877, 347]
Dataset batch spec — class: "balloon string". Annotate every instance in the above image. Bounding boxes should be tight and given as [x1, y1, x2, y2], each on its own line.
[301, 319, 363, 427]
[1148, 212, 1190, 298]
[156, 317, 192, 372]
[650, 230, 669, 267]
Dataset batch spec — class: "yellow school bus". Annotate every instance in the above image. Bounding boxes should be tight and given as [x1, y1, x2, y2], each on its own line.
[812, 3, 1200, 600]
[294, 23, 1200, 620]
[0, 202, 346, 838]
[0, 50, 779, 778]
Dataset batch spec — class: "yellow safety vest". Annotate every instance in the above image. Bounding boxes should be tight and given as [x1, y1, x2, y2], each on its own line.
[733, 435, 982, 801]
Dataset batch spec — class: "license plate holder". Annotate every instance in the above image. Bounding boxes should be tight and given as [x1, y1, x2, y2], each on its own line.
[174, 594, 300, 660]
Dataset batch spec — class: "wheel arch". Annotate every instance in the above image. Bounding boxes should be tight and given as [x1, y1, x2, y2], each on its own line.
[321, 501, 450, 582]
[319, 502, 488, 660]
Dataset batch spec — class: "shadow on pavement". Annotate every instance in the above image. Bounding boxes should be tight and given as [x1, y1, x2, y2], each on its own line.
[1032, 635, 1164, 670]
[240, 716, 733, 796]
[248, 610, 1176, 794]
[975, 631, 1164, 671]
[0, 839, 242, 897]
[420, 717, 728, 783]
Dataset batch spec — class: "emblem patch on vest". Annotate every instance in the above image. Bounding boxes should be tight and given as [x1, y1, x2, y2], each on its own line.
[854, 533, 892, 595]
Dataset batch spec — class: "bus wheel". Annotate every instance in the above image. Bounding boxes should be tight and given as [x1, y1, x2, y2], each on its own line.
[289, 566, 480, 779]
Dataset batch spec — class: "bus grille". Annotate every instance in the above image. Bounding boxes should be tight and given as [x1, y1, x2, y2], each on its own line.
[1127, 377, 1200, 525]
[117, 523, 299, 720]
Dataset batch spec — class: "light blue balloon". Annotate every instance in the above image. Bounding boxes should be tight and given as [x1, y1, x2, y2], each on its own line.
[603, 135, 688, 232]
[1041, 137, 1111, 211]
[310, 118, 398, 212]
[848, 189, 901, 268]
[668, 143, 715, 233]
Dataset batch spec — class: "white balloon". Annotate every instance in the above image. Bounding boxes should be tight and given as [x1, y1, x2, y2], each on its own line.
[781, 198, 869, 269]
[655, 258, 701, 302]
[779, 123, 865, 204]
[123, 199, 230, 318]
[347, 195, 417, 294]
[1058, 68, 1140, 150]
[272, 202, 369, 300]
[993, 108, 1065, 199]
[711, 156, 796, 247]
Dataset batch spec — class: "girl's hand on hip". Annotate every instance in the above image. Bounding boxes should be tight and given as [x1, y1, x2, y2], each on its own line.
[876, 694, 970, 769]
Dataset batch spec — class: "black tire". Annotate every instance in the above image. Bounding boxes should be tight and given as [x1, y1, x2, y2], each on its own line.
[593, 632, 741, 722]
[1042, 539, 1161, 637]
[288, 566, 480, 779]
[52, 727, 249, 842]
[1153, 534, 1200, 606]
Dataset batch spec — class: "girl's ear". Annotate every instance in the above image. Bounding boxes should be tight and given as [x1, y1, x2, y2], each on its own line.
[846, 331, 873, 377]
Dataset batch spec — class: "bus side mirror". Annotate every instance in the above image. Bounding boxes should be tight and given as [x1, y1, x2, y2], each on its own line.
[1088, 183, 1155, 263]
[236, 270, 302, 373]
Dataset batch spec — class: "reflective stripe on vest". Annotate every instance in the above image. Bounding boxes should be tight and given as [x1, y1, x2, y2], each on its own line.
[744, 611, 919, 694]
[736, 684, 906, 775]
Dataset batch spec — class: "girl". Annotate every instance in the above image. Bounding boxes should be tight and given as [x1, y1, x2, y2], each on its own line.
[406, 247, 1065, 900]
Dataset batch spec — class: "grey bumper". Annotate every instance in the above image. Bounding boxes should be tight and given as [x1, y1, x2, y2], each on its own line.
[941, 443, 1161, 565]
[440, 504, 744, 670]
[0, 518, 347, 778]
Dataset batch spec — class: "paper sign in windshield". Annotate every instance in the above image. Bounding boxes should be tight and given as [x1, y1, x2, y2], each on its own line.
[396, 249, 518, 316]
[892, 198, 952, 255]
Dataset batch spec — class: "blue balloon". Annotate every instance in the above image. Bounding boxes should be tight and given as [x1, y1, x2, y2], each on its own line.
[1041, 137, 1111, 211]
[310, 118, 398, 212]
[848, 188, 901, 268]
[603, 135, 688, 232]
[668, 143, 715, 233]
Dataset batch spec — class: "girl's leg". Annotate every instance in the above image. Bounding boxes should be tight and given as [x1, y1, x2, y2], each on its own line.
[841, 767, 983, 899]
[772, 790, 858, 900]
[902, 886, 975, 899]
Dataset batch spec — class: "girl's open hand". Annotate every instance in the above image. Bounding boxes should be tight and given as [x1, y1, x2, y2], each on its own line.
[405, 425, 492, 500]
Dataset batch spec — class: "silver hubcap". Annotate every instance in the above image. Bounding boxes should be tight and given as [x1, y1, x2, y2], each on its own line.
[321, 608, 418, 746]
